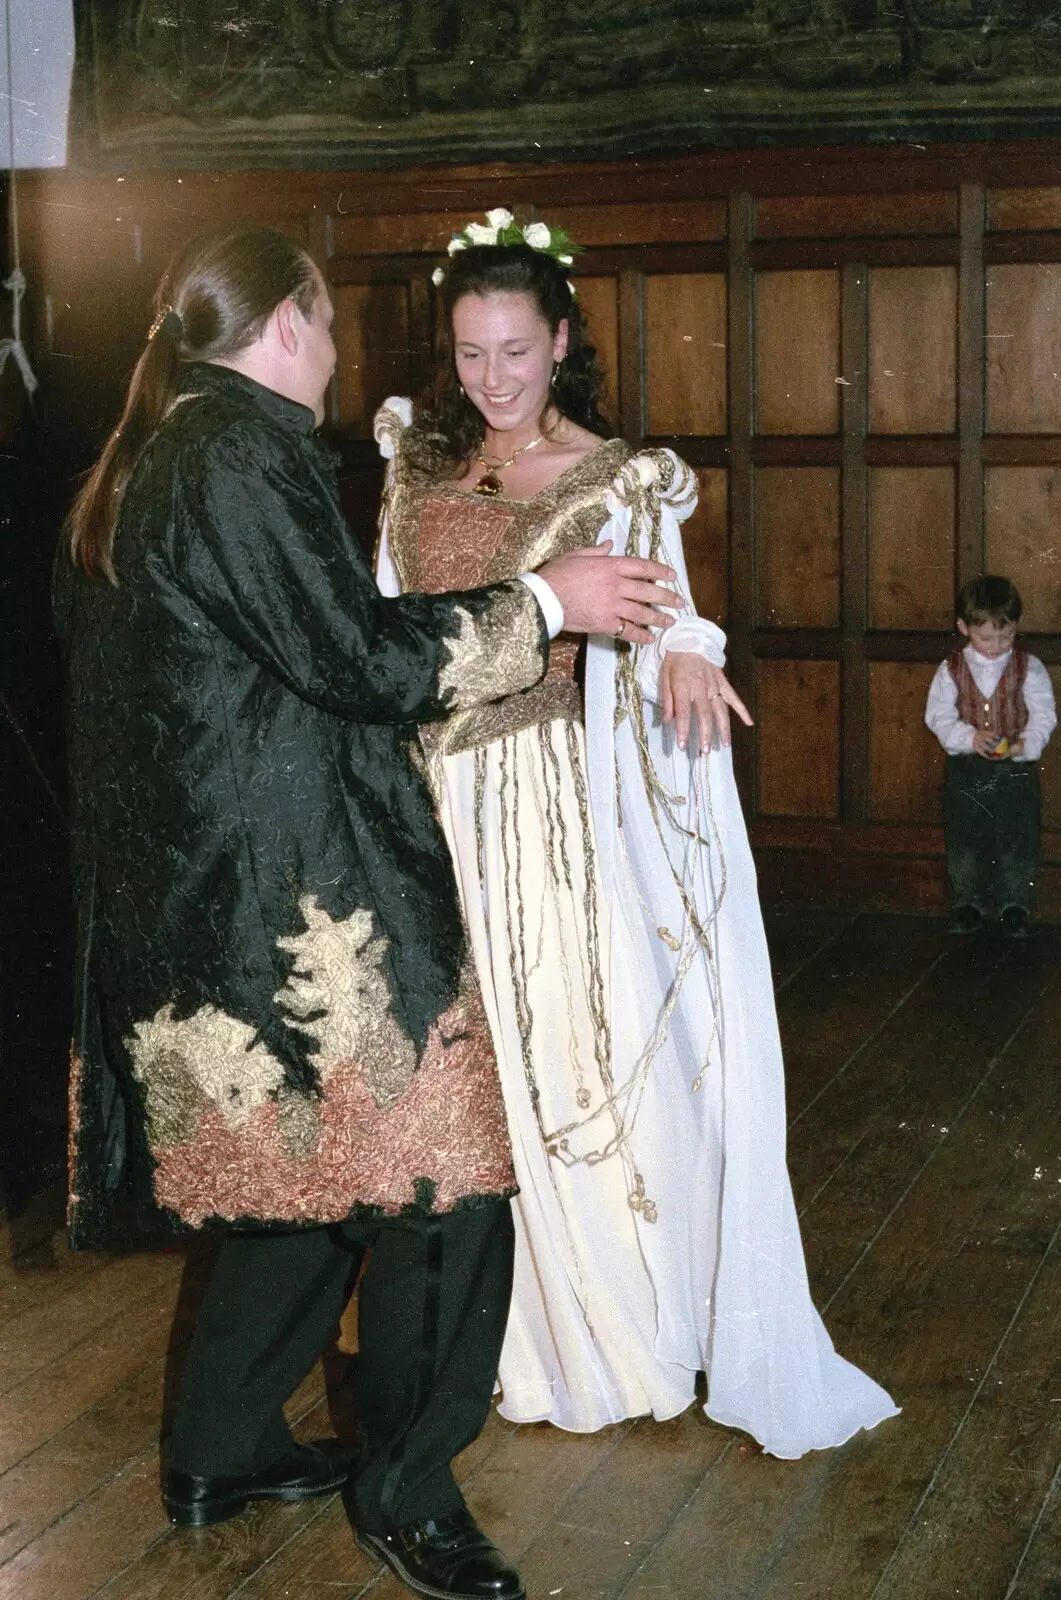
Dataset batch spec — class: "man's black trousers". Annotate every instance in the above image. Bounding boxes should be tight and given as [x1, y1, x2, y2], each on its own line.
[942, 753, 1041, 914]
[167, 1200, 514, 1535]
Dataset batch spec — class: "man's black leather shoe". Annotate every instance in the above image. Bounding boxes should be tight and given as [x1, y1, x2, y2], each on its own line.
[355, 1510, 525, 1599]
[165, 1438, 359, 1528]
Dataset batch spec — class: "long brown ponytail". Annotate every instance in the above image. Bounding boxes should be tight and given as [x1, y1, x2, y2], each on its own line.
[65, 226, 318, 583]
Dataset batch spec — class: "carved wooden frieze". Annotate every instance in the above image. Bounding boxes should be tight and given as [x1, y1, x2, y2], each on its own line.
[75, 1, 1061, 168]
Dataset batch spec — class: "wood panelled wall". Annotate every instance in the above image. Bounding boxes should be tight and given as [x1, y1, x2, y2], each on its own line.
[17, 146, 1061, 913]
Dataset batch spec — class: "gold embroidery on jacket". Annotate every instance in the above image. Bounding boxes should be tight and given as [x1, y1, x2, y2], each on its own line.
[276, 896, 417, 1113]
[437, 585, 545, 714]
[276, 1089, 323, 1158]
[124, 900, 516, 1225]
[128, 897, 420, 1157]
[145, 976, 514, 1227]
[128, 1004, 284, 1140]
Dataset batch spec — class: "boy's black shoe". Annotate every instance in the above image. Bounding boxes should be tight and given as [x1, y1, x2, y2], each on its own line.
[355, 1510, 525, 1598]
[949, 904, 982, 936]
[1000, 905, 1031, 939]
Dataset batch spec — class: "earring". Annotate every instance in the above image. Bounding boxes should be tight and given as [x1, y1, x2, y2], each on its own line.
[551, 361, 561, 387]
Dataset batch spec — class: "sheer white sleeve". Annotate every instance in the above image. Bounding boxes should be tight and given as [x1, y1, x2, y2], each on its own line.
[376, 522, 401, 598]
[595, 450, 728, 708]
[373, 397, 414, 598]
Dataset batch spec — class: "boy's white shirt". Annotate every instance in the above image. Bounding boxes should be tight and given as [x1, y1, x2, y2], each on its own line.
[925, 643, 1057, 760]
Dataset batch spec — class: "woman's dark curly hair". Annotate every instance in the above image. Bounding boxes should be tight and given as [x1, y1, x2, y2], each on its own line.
[417, 243, 613, 470]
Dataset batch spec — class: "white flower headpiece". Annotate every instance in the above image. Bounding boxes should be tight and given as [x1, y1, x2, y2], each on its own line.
[431, 208, 579, 295]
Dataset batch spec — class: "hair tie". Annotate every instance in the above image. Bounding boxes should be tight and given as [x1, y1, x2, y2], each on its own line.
[148, 305, 184, 343]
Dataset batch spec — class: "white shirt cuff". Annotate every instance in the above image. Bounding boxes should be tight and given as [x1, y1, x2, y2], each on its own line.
[635, 614, 728, 705]
[519, 572, 565, 639]
[656, 615, 727, 668]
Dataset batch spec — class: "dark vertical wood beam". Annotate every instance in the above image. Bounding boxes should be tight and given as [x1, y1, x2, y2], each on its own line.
[728, 191, 755, 808]
[841, 260, 869, 822]
[958, 181, 986, 588]
[408, 275, 432, 398]
[618, 269, 644, 446]
[307, 205, 330, 274]
[310, 207, 338, 426]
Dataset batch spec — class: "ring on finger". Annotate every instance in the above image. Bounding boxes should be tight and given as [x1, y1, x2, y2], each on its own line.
[615, 619, 627, 639]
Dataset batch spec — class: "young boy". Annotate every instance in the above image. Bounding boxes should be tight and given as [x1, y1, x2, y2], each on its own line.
[925, 576, 1056, 936]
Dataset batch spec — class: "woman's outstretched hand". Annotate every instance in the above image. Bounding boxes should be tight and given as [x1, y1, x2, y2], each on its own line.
[660, 651, 753, 754]
[536, 542, 681, 644]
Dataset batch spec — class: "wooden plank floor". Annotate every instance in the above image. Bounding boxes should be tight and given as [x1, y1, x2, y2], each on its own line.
[2, 912, 1060, 1600]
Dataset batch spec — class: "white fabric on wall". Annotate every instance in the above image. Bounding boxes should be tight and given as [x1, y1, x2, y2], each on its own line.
[1, 0, 75, 168]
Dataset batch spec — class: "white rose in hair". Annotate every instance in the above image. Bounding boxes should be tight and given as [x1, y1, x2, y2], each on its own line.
[486, 208, 515, 230]
[447, 237, 468, 255]
[465, 222, 498, 245]
[523, 222, 551, 249]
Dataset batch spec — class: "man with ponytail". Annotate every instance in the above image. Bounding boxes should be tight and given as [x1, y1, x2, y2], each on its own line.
[55, 225, 679, 1599]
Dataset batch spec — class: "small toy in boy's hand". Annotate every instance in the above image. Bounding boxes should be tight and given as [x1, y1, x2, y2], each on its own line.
[986, 735, 1009, 760]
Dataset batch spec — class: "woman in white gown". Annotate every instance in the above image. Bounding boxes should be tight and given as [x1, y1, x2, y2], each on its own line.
[371, 211, 898, 1454]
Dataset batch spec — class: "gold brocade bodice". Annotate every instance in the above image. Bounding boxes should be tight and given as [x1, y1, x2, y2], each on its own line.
[386, 429, 633, 756]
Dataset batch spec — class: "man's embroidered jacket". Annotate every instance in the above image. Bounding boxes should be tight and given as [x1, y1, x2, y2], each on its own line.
[55, 364, 546, 1248]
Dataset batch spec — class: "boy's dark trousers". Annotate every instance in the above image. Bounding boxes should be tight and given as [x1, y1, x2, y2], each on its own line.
[942, 754, 1041, 914]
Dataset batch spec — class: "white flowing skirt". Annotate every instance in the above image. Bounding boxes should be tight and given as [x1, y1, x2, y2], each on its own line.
[435, 718, 899, 1449]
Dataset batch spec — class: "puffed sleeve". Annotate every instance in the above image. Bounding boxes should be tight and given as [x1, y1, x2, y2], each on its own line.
[374, 397, 411, 600]
[175, 421, 547, 728]
[604, 448, 728, 704]
[374, 395, 414, 464]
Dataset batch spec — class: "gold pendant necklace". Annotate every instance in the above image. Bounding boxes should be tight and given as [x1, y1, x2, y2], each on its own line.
[472, 431, 547, 497]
